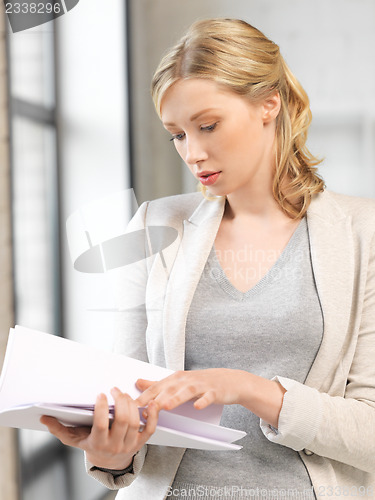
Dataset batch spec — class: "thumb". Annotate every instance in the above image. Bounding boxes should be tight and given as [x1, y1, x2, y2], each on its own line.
[40, 415, 61, 432]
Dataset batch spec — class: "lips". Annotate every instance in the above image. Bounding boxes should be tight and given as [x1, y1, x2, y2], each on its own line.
[198, 171, 221, 186]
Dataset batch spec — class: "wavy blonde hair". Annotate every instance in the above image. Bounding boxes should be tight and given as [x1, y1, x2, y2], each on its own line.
[151, 18, 324, 219]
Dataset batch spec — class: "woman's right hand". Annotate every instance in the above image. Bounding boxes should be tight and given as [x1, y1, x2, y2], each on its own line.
[40, 387, 159, 470]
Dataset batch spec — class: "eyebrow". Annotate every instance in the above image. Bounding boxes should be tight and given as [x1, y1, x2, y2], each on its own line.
[163, 108, 220, 127]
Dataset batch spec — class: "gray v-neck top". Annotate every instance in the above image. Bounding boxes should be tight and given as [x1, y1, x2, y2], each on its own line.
[170, 217, 323, 499]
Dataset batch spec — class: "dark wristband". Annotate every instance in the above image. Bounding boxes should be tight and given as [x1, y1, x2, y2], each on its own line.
[91, 459, 134, 477]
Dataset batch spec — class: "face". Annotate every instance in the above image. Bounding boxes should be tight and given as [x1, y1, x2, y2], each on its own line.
[161, 78, 280, 199]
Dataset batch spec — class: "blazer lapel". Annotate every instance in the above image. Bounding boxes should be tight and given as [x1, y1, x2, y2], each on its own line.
[305, 191, 355, 391]
[162, 197, 226, 371]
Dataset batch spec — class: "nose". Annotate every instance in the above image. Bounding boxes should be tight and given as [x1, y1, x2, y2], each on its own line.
[184, 136, 208, 166]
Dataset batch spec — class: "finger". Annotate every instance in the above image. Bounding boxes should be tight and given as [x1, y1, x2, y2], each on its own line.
[135, 379, 155, 390]
[138, 400, 159, 444]
[151, 382, 200, 411]
[135, 380, 160, 407]
[136, 373, 191, 409]
[109, 388, 131, 442]
[193, 391, 215, 410]
[40, 416, 90, 447]
[119, 396, 143, 448]
[40, 415, 63, 435]
[90, 393, 110, 441]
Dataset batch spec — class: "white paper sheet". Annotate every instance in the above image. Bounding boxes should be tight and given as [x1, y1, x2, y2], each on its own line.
[0, 326, 246, 450]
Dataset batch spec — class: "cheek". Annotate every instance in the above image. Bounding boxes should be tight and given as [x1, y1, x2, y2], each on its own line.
[174, 143, 195, 174]
[174, 142, 186, 161]
[219, 129, 256, 161]
[238, 121, 264, 153]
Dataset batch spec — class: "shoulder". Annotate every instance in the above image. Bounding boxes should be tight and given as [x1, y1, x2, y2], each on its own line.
[310, 190, 375, 233]
[327, 190, 375, 217]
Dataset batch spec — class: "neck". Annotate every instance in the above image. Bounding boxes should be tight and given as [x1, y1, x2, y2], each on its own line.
[224, 126, 284, 220]
[225, 187, 278, 219]
[223, 160, 285, 221]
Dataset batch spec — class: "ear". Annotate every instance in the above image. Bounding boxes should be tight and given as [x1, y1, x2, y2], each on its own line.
[261, 92, 281, 123]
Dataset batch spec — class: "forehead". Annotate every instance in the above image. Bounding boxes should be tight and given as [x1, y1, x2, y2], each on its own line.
[160, 78, 242, 124]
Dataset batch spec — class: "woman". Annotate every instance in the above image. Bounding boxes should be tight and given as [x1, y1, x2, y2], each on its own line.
[42, 18, 375, 499]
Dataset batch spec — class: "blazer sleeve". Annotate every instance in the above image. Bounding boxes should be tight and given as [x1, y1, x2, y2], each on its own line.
[86, 201, 151, 489]
[260, 232, 375, 473]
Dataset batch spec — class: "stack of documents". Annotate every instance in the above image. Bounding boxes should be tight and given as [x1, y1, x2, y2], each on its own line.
[0, 326, 246, 450]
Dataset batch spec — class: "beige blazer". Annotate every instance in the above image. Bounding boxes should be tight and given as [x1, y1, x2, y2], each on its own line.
[87, 190, 375, 499]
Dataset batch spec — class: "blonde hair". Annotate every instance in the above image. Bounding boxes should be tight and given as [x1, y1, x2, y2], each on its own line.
[151, 18, 324, 219]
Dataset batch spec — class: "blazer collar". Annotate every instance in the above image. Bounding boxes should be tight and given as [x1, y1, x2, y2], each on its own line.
[187, 195, 226, 226]
[308, 190, 347, 224]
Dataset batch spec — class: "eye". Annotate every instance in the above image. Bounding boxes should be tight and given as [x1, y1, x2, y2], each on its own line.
[170, 132, 186, 142]
[201, 122, 218, 132]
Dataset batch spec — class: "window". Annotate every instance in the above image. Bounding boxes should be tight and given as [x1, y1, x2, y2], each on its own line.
[6, 1, 128, 497]
[7, 20, 68, 500]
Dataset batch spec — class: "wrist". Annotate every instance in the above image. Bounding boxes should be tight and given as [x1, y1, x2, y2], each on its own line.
[87, 452, 134, 471]
[236, 370, 256, 406]
[237, 371, 286, 428]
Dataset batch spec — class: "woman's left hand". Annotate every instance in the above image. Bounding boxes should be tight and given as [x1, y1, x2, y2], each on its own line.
[135, 368, 246, 412]
[135, 368, 286, 429]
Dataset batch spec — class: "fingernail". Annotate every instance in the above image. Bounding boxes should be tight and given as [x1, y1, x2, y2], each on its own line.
[110, 387, 120, 396]
[142, 410, 148, 419]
